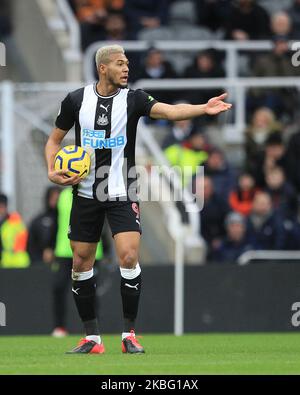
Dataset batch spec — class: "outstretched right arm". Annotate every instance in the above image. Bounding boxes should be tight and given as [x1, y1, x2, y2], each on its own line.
[45, 127, 81, 186]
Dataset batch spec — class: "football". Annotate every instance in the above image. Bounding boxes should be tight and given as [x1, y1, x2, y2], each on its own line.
[54, 145, 91, 179]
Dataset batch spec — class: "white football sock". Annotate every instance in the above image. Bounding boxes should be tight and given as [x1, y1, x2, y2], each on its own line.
[122, 332, 135, 340]
[86, 335, 101, 344]
[120, 263, 141, 280]
[72, 268, 93, 281]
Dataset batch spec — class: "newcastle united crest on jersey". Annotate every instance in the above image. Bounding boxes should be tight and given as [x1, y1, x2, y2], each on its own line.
[97, 113, 109, 126]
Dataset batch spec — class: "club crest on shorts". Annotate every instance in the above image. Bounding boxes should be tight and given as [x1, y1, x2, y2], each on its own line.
[132, 202, 140, 218]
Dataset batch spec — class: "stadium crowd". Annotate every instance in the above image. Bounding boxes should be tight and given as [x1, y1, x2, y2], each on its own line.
[73, 0, 300, 121]
[68, 0, 300, 46]
[160, 108, 300, 262]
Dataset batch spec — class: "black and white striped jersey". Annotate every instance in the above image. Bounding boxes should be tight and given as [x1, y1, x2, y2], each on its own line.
[55, 83, 157, 201]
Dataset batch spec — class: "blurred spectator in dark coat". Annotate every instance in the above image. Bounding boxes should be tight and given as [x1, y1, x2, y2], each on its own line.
[194, 0, 232, 32]
[204, 148, 236, 201]
[246, 191, 285, 249]
[252, 36, 297, 77]
[228, 173, 258, 217]
[134, 48, 178, 103]
[224, 0, 271, 40]
[183, 50, 225, 105]
[161, 106, 198, 149]
[250, 36, 300, 120]
[287, 0, 300, 39]
[124, 0, 170, 37]
[285, 130, 300, 193]
[282, 218, 300, 250]
[211, 211, 258, 263]
[264, 167, 298, 219]
[248, 132, 287, 188]
[100, 12, 131, 41]
[245, 107, 283, 171]
[196, 176, 230, 254]
[27, 187, 60, 265]
[0, 0, 12, 39]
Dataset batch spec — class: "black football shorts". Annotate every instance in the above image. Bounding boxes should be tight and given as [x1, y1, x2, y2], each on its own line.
[69, 195, 142, 242]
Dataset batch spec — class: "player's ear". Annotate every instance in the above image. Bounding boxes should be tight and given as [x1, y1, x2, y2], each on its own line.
[99, 63, 106, 75]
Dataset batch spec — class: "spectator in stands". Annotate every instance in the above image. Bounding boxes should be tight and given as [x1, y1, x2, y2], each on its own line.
[183, 50, 225, 105]
[253, 36, 297, 77]
[134, 47, 178, 102]
[101, 12, 131, 41]
[224, 0, 271, 40]
[246, 191, 285, 250]
[270, 11, 293, 39]
[27, 186, 61, 265]
[203, 148, 236, 201]
[195, 175, 230, 257]
[124, 0, 170, 37]
[287, 0, 300, 39]
[285, 130, 300, 193]
[228, 173, 258, 217]
[264, 166, 298, 219]
[245, 107, 283, 171]
[0, 0, 11, 39]
[161, 115, 196, 150]
[72, 0, 124, 20]
[281, 218, 300, 250]
[0, 193, 30, 268]
[164, 130, 209, 186]
[248, 132, 287, 188]
[194, 0, 232, 33]
[211, 211, 258, 263]
[73, 0, 125, 50]
[250, 35, 300, 120]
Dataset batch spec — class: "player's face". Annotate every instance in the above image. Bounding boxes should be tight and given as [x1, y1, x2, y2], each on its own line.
[105, 53, 129, 88]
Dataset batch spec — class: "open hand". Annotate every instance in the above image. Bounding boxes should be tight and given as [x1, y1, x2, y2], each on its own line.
[205, 93, 232, 116]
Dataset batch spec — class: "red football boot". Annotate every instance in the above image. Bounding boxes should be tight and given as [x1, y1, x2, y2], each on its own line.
[66, 338, 105, 354]
[122, 330, 145, 354]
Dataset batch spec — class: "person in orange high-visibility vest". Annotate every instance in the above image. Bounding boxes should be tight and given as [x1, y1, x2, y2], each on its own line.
[0, 193, 30, 268]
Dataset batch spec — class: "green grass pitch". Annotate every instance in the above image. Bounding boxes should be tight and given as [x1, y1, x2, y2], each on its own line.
[0, 333, 300, 375]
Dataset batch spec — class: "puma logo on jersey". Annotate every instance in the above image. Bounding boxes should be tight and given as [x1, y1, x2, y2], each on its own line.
[100, 104, 110, 112]
[125, 283, 139, 291]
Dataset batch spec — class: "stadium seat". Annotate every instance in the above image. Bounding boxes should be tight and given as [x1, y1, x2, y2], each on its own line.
[172, 25, 215, 41]
[168, 0, 197, 26]
[138, 26, 175, 42]
[259, 0, 293, 14]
